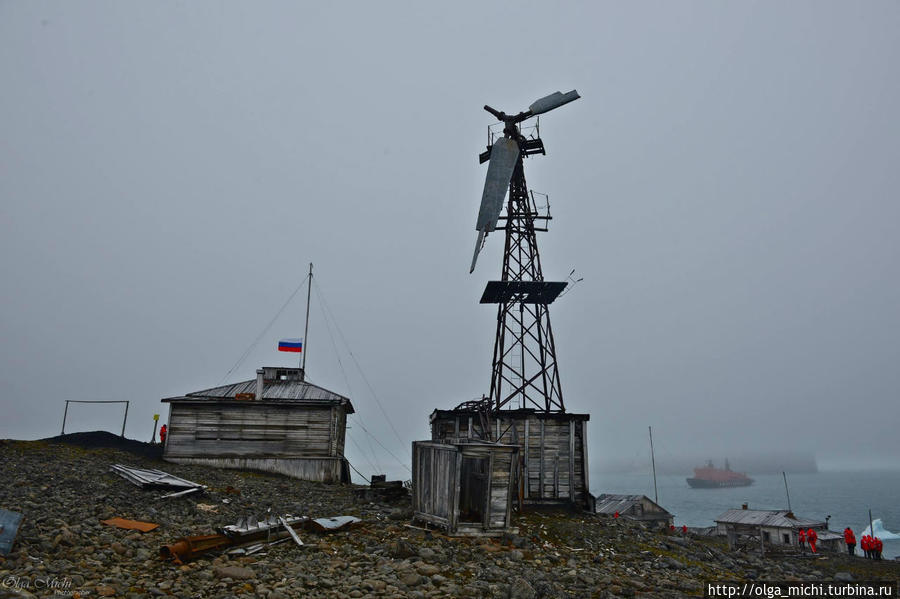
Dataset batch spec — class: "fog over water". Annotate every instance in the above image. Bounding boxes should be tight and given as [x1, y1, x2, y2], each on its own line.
[2, 3, 899, 481]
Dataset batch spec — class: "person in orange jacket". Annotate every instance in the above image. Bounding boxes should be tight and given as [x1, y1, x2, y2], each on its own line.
[843, 527, 856, 556]
[807, 528, 818, 553]
[874, 536, 882, 560]
[862, 535, 871, 559]
[159, 423, 167, 444]
[798, 528, 806, 551]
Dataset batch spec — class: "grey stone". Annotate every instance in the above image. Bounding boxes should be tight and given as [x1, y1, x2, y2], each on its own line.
[508, 578, 537, 599]
[214, 566, 256, 580]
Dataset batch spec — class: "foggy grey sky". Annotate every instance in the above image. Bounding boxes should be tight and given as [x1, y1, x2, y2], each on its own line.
[2, 1, 898, 481]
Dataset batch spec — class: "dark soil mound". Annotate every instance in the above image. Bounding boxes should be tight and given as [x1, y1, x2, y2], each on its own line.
[43, 430, 163, 459]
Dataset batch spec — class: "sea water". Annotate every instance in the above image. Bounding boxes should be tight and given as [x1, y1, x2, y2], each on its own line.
[592, 470, 900, 559]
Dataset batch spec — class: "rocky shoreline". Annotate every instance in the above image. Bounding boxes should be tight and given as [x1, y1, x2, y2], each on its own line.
[1, 437, 897, 598]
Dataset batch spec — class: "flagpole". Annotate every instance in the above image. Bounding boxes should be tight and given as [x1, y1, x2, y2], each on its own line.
[302, 263, 312, 377]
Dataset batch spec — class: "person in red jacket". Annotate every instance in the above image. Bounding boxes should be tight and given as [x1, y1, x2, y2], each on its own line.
[862, 535, 871, 559]
[159, 423, 167, 445]
[807, 528, 818, 554]
[874, 536, 883, 560]
[798, 528, 806, 551]
[844, 527, 856, 556]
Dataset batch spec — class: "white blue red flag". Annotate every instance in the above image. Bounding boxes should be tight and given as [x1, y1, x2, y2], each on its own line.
[278, 338, 303, 353]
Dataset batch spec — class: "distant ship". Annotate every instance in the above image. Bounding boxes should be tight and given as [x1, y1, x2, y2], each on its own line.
[687, 459, 754, 488]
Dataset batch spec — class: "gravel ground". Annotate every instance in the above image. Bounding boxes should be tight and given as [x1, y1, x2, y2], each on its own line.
[1, 436, 897, 598]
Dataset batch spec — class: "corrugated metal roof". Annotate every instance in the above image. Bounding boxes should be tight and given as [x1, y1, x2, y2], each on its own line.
[595, 494, 671, 516]
[714, 509, 824, 528]
[163, 377, 354, 412]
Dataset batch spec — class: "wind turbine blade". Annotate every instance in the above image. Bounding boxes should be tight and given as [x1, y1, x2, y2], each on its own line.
[475, 137, 518, 232]
[470, 230, 486, 273]
[528, 90, 580, 116]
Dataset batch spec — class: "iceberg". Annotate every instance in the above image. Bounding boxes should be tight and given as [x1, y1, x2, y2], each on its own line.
[859, 518, 900, 540]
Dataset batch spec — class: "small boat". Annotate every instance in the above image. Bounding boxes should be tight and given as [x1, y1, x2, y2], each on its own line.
[687, 459, 753, 488]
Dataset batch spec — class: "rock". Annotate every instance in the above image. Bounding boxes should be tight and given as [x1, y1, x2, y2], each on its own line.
[418, 547, 436, 560]
[508, 578, 536, 599]
[834, 572, 853, 582]
[400, 572, 422, 587]
[387, 539, 417, 559]
[96, 586, 117, 596]
[388, 507, 411, 520]
[214, 566, 256, 580]
[416, 563, 441, 576]
[363, 579, 387, 591]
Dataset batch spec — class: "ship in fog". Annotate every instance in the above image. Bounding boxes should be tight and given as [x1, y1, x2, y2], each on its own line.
[687, 459, 754, 488]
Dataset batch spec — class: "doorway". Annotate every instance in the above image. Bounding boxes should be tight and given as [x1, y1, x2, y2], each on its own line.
[459, 456, 489, 523]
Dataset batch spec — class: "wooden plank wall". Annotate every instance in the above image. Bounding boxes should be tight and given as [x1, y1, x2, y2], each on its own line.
[431, 413, 588, 507]
[488, 448, 513, 529]
[165, 456, 346, 482]
[412, 443, 457, 528]
[166, 403, 347, 459]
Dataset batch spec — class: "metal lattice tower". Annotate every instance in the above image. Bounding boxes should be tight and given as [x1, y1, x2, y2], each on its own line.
[467, 90, 580, 418]
[488, 155, 564, 412]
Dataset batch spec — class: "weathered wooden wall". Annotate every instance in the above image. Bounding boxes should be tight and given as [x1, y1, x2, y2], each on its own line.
[166, 456, 347, 483]
[412, 441, 518, 536]
[165, 402, 346, 459]
[430, 410, 589, 508]
[412, 443, 457, 529]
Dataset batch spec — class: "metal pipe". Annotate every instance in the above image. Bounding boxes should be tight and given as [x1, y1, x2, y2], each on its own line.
[649, 426, 658, 504]
[61, 400, 69, 435]
[121, 400, 129, 437]
[783, 472, 792, 513]
[302, 263, 312, 376]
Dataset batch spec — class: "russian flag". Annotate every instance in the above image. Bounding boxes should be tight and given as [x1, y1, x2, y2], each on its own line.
[278, 338, 303, 353]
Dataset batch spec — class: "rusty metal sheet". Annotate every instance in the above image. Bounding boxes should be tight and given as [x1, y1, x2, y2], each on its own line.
[160, 534, 231, 564]
[100, 517, 159, 532]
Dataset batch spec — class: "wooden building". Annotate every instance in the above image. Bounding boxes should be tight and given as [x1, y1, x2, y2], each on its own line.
[412, 440, 518, 536]
[429, 408, 590, 508]
[714, 507, 843, 552]
[161, 366, 353, 483]
[594, 494, 674, 529]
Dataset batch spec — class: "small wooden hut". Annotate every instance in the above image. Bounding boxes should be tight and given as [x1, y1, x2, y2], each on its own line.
[412, 440, 518, 536]
[161, 366, 353, 482]
[430, 408, 590, 508]
[594, 494, 674, 529]
[714, 507, 841, 551]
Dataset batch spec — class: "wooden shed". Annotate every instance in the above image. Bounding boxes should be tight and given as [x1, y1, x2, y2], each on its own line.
[161, 366, 353, 483]
[412, 440, 519, 537]
[594, 494, 674, 529]
[714, 507, 841, 552]
[430, 408, 590, 508]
